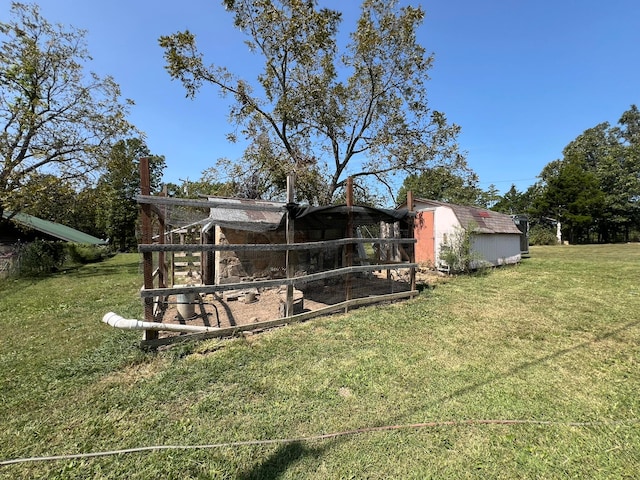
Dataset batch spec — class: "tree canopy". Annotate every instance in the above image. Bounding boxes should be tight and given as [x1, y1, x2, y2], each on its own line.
[492, 184, 535, 216]
[96, 138, 165, 251]
[397, 166, 482, 206]
[0, 3, 135, 224]
[160, 0, 463, 204]
[530, 105, 640, 243]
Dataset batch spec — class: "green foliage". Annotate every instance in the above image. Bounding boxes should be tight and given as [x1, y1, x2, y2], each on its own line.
[16, 174, 77, 224]
[12, 240, 112, 276]
[160, 0, 462, 203]
[531, 106, 640, 243]
[528, 224, 558, 246]
[534, 157, 605, 243]
[165, 170, 236, 198]
[0, 3, 135, 222]
[438, 225, 487, 273]
[492, 184, 535, 215]
[65, 243, 113, 265]
[14, 175, 106, 239]
[397, 166, 482, 206]
[14, 239, 66, 276]
[96, 138, 165, 251]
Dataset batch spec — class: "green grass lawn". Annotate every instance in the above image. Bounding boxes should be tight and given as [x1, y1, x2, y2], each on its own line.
[1, 245, 639, 478]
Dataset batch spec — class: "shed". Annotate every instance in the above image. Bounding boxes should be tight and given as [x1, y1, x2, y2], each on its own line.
[401, 199, 522, 269]
[201, 197, 410, 284]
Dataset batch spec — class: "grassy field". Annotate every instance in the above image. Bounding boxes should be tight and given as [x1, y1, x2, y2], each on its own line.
[1, 245, 639, 478]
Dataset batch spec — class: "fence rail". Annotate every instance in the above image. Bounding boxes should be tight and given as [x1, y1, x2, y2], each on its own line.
[138, 237, 415, 253]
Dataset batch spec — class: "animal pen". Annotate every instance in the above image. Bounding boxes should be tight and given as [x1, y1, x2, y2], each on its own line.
[103, 158, 418, 349]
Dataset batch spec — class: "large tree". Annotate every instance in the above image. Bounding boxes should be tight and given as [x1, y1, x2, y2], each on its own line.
[396, 166, 482, 206]
[531, 105, 640, 243]
[492, 184, 534, 215]
[160, 0, 463, 204]
[559, 114, 639, 242]
[0, 3, 135, 225]
[96, 138, 165, 252]
[18, 173, 77, 224]
[533, 157, 605, 243]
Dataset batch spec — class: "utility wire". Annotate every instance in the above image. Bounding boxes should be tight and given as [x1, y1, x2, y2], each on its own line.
[1, 418, 637, 467]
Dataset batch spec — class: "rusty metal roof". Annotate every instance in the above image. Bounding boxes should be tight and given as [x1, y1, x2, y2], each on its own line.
[411, 199, 521, 235]
[203, 197, 411, 233]
[204, 197, 287, 232]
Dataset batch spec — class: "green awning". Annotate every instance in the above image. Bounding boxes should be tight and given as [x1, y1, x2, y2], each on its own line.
[3, 211, 108, 245]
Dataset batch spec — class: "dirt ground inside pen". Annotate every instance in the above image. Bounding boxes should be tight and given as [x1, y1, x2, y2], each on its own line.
[155, 268, 447, 337]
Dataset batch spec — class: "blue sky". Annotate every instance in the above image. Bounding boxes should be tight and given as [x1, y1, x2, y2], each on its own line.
[5, 0, 640, 196]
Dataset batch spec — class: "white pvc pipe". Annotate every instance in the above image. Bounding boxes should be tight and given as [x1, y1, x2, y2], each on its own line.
[102, 312, 220, 333]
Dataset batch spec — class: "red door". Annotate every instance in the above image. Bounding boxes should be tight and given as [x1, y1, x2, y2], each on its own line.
[414, 210, 435, 265]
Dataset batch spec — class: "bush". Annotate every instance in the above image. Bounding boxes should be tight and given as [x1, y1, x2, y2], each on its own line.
[65, 243, 113, 264]
[529, 225, 558, 246]
[439, 225, 488, 274]
[15, 239, 66, 276]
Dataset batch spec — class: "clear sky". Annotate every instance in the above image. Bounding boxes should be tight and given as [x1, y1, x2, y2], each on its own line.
[5, 0, 640, 196]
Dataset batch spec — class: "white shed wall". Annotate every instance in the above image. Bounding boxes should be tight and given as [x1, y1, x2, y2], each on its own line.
[429, 206, 521, 268]
[471, 234, 521, 267]
[432, 206, 461, 267]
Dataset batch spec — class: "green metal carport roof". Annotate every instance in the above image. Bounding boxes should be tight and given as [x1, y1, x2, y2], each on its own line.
[2, 211, 108, 245]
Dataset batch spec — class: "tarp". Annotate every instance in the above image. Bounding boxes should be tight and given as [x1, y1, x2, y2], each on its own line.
[292, 205, 410, 231]
[203, 200, 411, 233]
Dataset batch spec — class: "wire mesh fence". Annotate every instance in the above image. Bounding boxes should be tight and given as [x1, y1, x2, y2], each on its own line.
[135, 193, 417, 347]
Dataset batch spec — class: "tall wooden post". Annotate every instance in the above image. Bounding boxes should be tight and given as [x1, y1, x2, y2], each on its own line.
[139, 157, 157, 341]
[407, 190, 416, 292]
[345, 177, 354, 311]
[158, 185, 167, 290]
[285, 173, 295, 317]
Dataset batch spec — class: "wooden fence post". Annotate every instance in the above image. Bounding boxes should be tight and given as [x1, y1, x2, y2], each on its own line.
[345, 177, 354, 311]
[158, 185, 167, 289]
[285, 173, 295, 317]
[139, 157, 158, 341]
[407, 190, 416, 292]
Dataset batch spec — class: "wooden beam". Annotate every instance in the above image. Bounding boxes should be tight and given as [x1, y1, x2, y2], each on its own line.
[345, 177, 354, 311]
[140, 290, 420, 349]
[136, 195, 285, 212]
[407, 190, 416, 292]
[139, 157, 157, 341]
[139, 263, 419, 298]
[285, 173, 295, 317]
[138, 237, 416, 253]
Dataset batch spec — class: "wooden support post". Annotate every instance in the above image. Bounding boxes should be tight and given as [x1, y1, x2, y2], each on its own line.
[407, 190, 416, 292]
[345, 177, 354, 311]
[139, 157, 158, 341]
[285, 173, 295, 317]
[158, 185, 167, 289]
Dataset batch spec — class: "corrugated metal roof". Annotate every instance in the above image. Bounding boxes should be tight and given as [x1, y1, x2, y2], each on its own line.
[204, 197, 287, 232]
[412, 199, 521, 235]
[202, 197, 411, 233]
[2, 211, 108, 245]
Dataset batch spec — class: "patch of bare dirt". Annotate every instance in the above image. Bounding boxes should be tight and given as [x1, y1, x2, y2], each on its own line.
[156, 274, 417, 336]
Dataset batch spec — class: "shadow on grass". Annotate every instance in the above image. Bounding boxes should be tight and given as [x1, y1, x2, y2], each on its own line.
[437, 318, 640, 405]
[54, 257, 140, 279]
[237, 440, 332, 480]
[340, 317, 640, 443]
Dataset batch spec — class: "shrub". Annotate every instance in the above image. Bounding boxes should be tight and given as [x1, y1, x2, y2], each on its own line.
[439, 225, 488, 274]
[65, 243, 113, 264]
[15, 239, 66, 276]
[529, 225, 558, 246]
